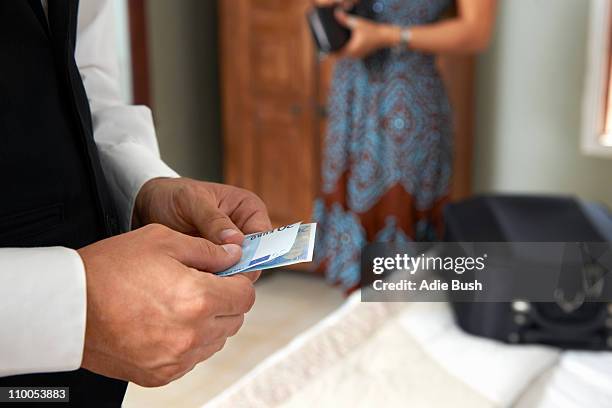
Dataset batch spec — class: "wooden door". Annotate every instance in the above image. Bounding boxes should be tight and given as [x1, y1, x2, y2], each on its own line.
[219, 0, 475, 228]
[438, 55, 476, 201]
[219, 0, 320, 227]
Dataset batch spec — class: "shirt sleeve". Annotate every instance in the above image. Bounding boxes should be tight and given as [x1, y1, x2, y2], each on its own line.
[75, 0, 179, 231]
[0, 248, 87, 377]
[0, 0, 178, 378]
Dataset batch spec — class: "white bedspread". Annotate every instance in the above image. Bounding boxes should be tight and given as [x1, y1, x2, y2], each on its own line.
[205, 293, 612, 408]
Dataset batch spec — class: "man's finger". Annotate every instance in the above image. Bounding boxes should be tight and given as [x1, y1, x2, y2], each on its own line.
[187, 315, 245, 347]
[239, 209, 272, 235]
[240, 270, 261, 283]
[167, 230, 242, 273]
[198, 273, 256, 317]
[212, 314, 245, 339]
[219, 193, 272, 235]
[194, 339, 227, 365]
[194, 204, 245, 246]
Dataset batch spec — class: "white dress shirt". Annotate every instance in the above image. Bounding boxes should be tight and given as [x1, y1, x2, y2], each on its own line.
[0, 0, 178, 377]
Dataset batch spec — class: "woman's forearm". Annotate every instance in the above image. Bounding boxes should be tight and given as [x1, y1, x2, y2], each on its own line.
[383, 0, 497, 55]
[407, 19, 494, 54]
[330, 0, 496, 58]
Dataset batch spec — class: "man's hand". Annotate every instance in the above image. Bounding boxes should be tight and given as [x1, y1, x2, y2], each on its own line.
[135, 177, 271, 241]
[134, 178, 271, 282]
[78, 224, 254, 387]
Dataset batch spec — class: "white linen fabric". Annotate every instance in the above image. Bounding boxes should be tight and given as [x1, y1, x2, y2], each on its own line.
[396, 302, 559, 405]
[205, 294, 612, 408]
[0, 0, 178, 377]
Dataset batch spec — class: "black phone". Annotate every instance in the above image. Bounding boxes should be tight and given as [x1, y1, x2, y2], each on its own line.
[307, 1, 374, 54]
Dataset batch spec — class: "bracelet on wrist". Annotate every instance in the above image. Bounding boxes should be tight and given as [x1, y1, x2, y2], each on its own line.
[393, 26, 411, 53]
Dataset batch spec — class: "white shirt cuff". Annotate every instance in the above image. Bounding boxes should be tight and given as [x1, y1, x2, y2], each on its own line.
[0, 247, 87, 377]
[96, 140, 179, 231]
[91, 105, 179, 232]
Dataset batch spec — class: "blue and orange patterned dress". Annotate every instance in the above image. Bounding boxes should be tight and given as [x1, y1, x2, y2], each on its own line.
[313, 0, 453, 291]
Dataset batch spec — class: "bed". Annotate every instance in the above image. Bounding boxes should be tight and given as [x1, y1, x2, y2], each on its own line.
[204, 292, 612, 408]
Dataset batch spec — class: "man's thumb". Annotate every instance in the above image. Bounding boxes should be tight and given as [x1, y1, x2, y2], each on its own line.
[169, 230, 242, 273]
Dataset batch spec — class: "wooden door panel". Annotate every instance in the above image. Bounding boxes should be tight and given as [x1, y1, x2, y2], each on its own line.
[220, 0, 253, 189]
[437, 55, 475, 200]
[250, 16, 304, 98]
[248, 1, 315, 225]
[252, 0, 293, 11]
[220, 0, 318, 227]
[250, 38, 299, 97]
[255, 110, 311, 224]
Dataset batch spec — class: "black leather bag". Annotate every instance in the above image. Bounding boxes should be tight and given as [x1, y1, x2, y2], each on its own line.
[444, 195, 612, 350]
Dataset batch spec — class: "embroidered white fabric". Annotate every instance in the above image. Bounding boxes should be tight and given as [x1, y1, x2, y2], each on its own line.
[204, 293, 612, 408]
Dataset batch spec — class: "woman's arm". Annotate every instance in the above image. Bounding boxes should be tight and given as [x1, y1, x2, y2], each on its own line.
[409, 0, 497, 53]
[334, 0, 497, 58]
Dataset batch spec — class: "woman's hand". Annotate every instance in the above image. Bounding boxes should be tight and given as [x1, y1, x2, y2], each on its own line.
[313, 0, 358, 8]
[335, 10, 400, 59]
[313, 0, 338, 6]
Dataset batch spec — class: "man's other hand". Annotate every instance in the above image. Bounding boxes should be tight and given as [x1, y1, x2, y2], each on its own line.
[78, 225, 254, 387]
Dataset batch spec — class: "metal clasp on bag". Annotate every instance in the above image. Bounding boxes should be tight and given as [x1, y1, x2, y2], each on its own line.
[554, 242, 610, 313]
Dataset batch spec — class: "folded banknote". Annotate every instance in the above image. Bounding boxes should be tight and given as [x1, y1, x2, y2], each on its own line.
[216, 222, 317, 277]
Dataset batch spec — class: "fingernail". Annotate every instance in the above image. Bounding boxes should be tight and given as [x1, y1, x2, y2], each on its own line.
[219, 229, 240, 241]
[222, 244, 241, 256]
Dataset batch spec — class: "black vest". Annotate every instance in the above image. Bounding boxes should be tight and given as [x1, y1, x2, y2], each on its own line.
[0, 0, 125, 405]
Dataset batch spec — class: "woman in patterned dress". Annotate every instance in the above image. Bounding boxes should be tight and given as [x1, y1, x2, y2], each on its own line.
[313, 0, 496, 291]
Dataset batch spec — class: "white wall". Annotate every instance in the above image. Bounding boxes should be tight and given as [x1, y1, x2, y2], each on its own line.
[474, 0, 612, 206]
[146, 0, 221, 181]
[112, 0, 133, 104]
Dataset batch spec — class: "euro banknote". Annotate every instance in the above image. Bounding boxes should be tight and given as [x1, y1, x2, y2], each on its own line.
[244, 223, 317, 272]
[216, 222, 317, 277]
